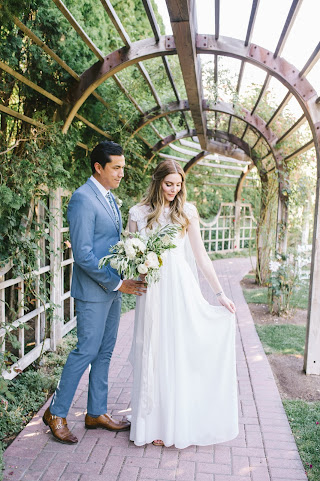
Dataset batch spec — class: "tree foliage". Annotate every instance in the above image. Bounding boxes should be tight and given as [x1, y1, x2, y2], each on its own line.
[0, 0, 167, 269]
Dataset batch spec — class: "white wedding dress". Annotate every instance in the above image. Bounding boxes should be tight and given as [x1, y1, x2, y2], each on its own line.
[128, 203, 238, 448]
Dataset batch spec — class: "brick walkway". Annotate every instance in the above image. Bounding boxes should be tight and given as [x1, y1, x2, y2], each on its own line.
[3, 258, 308, 481]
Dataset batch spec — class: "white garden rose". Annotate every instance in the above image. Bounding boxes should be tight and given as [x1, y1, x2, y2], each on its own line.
[269, 260, 281, 273]
[110, 258, 119, 269]
[125, 238, 133, 248]
[162, 234, 172, 246]
[126, 247, 136, 259]
[124, 239, 136, 259]
[131, 238, 146, 252]
[145, 251, 159, 268]
[137, 263, 148, 274]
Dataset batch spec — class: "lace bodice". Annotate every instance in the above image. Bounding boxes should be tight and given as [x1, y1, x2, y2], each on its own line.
[129, 202, 198, 234]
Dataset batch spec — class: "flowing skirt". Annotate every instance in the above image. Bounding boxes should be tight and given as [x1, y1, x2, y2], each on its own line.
[129, 248, 238, 448]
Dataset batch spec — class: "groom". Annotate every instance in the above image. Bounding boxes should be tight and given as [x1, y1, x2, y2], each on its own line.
[43, 140, 146, 444]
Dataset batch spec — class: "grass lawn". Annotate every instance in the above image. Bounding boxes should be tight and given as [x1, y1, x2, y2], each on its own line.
[255, 324, 306, 355]
[209, 249, 256, 261]
[243, 286, 268, 304]
[291, 285, 309, 310]
[242, 275, 309, 310]
[283, 400, 320, 481]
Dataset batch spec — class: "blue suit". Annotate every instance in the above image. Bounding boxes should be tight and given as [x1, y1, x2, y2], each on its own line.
[50, 178, 123, 417]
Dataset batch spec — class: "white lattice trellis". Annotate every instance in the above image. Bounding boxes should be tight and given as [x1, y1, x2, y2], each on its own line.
[200, 202, 257, 253]
[0, 188, 75, 380]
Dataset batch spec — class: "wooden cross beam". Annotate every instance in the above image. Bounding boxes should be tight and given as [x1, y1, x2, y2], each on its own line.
[165, 0, 207, 149]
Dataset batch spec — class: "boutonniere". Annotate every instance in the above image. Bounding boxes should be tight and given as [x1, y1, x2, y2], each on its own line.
[113, 195, 123, 209]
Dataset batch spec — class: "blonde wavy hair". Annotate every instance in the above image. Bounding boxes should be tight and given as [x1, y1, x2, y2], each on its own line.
[141, 160, 189, 232]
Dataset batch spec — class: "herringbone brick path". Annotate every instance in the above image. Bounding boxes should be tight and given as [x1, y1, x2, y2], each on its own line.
[3, 258, 307, 481]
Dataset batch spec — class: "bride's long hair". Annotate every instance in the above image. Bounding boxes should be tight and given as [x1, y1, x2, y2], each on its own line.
[141, 160, 189, 232]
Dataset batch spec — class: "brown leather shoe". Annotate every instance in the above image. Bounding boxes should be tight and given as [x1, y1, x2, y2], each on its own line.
[85, 413, 130, 432]
[43, 407, 78, 444]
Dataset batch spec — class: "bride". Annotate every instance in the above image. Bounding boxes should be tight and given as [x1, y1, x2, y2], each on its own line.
[127, 159, 238, 448]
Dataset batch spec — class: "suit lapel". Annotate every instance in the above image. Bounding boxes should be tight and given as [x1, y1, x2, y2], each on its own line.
[86, 179, 119, 231]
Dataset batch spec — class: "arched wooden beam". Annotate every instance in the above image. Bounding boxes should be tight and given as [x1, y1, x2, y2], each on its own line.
[149, 129, 196, 161]
[183, 132, 253, 173]
[62, 36, 176, 134]
[134, 99, 279, 179]
[132, 100, 277, 148]
[129, 100, 189, 139]
[195, 35, 320, 168]
[169, 121, 281, 201]
[199, 138, 251, 163]
[234, 163, 256, 201]
[194, 35, 317, 106]
[208, 131, 252, 157]
[149, 129, 252, 165]
[63, 35, 319, 150]
[132, 99, 282, 195]
[204, 100, 278, 146]
[183, 151, 207, 173]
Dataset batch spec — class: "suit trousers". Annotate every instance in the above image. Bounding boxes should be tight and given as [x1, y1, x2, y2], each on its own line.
[50, 292, 122, 418]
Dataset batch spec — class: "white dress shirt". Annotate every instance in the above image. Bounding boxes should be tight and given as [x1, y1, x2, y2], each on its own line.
[90, 176, 122, 291]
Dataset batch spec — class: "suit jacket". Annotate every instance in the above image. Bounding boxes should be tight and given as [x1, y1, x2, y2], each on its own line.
[67, 178, 122, 302]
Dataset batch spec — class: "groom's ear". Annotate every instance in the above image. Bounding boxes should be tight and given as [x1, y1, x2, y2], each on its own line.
[94, 162, 102, 174]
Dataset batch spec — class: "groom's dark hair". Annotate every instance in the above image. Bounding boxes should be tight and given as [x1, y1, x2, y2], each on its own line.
[91, 140, 123, 174]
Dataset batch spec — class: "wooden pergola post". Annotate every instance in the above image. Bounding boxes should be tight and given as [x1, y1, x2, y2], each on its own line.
[234, 163, 255, 251]
[275, 193, 289, 255]
[49, 189, 64, 351]
[234, 201, 241, 251]
[304, 174, 320, 375]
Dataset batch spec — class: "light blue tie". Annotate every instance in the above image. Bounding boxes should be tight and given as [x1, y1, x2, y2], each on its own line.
[106, 191, 120, 230]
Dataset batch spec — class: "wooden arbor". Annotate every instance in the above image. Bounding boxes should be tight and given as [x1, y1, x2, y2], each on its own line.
[1, 0, 320, 374]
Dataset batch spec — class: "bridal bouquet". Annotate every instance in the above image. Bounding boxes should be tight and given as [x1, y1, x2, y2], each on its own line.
[99, 224, 181, 284]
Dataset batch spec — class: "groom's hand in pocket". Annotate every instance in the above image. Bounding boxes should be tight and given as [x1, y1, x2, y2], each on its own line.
[119, 279, 147, 296]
